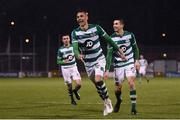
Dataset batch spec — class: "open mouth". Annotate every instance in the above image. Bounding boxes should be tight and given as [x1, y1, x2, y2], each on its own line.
[78, 20, 84, 24]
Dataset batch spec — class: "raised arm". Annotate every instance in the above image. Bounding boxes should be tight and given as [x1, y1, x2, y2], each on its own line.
[96, 25, 125, 60]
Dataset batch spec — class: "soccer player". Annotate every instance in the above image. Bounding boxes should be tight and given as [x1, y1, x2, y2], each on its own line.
[104, 19, 140, 115]
[139, 54, 149, 83]
[71, 10, 125, 116]
[57, 34, 81, 105]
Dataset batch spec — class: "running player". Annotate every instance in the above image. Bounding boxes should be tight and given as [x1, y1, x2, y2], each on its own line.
[71, 10, 125, 116]
[139, 54, 149, 83]
[57, 34, 81, 105]
[104, 19, 140, 115]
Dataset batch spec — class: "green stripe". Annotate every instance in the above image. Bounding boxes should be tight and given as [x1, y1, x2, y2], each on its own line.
[114, 62, 134, 68]
[77, 31, 99, 39]
[84, 53, 103, 62]
[83, 45, 101, 54]
[61, 61, 76, 66]
[116, 40, 127, 44]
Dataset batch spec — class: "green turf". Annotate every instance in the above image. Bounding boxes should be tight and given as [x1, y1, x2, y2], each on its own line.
[0, 77, 180, 119]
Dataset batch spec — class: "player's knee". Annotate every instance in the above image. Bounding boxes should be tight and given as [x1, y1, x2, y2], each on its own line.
[115, 82, 122, 91]
[128, 79, 135, 89]
[95, 75, 102, 82]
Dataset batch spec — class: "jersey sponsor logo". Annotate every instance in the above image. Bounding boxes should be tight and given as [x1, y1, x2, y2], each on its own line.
[85, 40, 94, 49]
[67, 55, 74, 61]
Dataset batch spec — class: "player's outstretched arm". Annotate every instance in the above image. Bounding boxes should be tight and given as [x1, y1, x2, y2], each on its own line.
[96, 25, 126, 60]
[103, 34, 126, 60]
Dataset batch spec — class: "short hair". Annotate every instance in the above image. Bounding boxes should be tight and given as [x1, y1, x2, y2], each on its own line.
[76, 8, 88, 15]
[60, 34, 69, 39]
[114, 18, 125, 25]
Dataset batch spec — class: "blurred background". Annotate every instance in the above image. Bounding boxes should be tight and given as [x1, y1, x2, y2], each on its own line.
[0, 0, 180, 77]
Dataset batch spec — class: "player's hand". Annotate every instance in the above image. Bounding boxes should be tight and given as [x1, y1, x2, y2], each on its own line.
[63, 59, 69, 63]
[78, 54, 84, 63]
[118, 48, 127, 61]
[104, 71, 109, 80]
[135, 60, 140, 71]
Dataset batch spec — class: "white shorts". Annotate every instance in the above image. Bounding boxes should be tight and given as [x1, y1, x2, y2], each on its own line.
[85, 58, 106, 78]
[61, 65, 81, 84]
[114, 64, 136, 84]
[139, 66, 146, 75]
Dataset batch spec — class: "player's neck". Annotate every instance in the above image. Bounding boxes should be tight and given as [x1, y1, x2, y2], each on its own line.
[64, 43, 70, 47]
[80, 23, 89, 31]
[116, 29, 124, 36]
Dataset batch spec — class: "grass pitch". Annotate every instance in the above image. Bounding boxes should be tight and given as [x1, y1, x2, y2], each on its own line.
[0, 77, 179, 119]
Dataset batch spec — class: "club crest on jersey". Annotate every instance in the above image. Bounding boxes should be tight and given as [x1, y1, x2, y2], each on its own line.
[67, 55, 74, 61]
[120, 45, 127, 52]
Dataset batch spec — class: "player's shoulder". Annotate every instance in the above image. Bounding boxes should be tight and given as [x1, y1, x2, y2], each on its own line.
[72, 27, 81, 32]
[59, 46, 63, 50]
[110, 32, 116, 37]
[124, 31, 134, 35]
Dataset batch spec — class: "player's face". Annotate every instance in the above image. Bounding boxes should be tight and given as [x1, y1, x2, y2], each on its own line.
[62, 35, 70, 46]
[140, 55, 144, 59]
[76, 12, 88, 27]
[113, 20, 124, 32]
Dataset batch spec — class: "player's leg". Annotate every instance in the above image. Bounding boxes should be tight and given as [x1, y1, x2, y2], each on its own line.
[94, 59, 113, 115]
[143, 71, 149, 83]
[61, 67, 76, 105]
[126, 65, 138, 114]
[113, 68, 124, 112]
[72, 66, 82, 100]
[138, 67, 143, 84]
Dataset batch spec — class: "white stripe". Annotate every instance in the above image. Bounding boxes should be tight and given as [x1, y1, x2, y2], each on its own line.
[84, 55, 105, 67]
[78, 35, 99, 43]
[75, 27, 97, 36]
[115, 58, 134, 66]
[131, 101, 137, 104]
[60, 47, 73, 53]
[125, 47, 132, 54]
[112, 35, 132, 41]
[130, 95, 137, 98]
[84, 49, 102, 59]
[115, 52, 134, 61]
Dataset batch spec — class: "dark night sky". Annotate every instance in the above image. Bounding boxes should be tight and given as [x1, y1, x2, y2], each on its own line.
[0, 0, 180, 51]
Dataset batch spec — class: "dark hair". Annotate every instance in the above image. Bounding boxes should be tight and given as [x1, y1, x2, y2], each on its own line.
[114, 18, 125, 25]
[75, 8, 88, 14]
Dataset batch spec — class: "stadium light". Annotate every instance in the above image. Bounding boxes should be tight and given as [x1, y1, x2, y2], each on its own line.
[162, 33, 166, 37]
[25, 38, 30, 43]
[10, 21, 15, 26]
[163, 53, 167, 58]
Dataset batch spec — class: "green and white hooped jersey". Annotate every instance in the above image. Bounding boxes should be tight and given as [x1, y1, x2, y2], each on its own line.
[139, 59, 148, 67]
[71, 24, 106, 67]
[110, 31, 136, 68]
[57, 45, 76, 68]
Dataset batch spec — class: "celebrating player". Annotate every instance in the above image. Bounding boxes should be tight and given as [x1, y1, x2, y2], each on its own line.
[57, 34, 81, 105]
[104, 19, 140, 115]
[71, 10, 125, 116]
